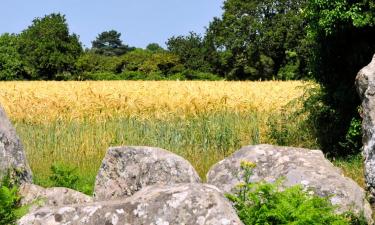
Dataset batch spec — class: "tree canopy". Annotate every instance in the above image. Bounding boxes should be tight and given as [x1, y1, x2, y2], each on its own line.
[0, 33, 25, 80]
[205, 0, 308, 80]
[17, 13, 82, 80]
[92, 30, 133, 56]
[166, 32, 212, 73]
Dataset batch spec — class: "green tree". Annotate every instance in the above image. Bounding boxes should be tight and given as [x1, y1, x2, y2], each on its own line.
[166, 32, 212, 72]
[205, 0, 308, 80]
[17, 13, 82, 80]
[146, 43, 164, 52]
[75, 51, 123, 74]
[0, 33, 26, 80]
[305, 0, 375, 156]
[92, 30, 133, 56]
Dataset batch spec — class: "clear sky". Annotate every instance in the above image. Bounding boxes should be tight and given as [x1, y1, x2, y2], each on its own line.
[0, 0, 224, 48]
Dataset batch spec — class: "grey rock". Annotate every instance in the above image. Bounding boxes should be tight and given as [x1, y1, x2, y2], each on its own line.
[356, 54, 375, 196]
[18, 183, 243, 225]
[19, 183, 92, 213]
[0, 105, 32, 183]
[94, 146, 201, 201]
[207, 144, 372, 222]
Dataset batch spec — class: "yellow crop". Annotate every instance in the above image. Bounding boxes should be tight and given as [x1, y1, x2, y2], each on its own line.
[0, 80, 310, 123]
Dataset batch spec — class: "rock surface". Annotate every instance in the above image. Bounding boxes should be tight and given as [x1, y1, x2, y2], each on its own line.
[94, 146, 201, 201]
[0, 105, 32, 183]
[18, 183, 243, 225]
[19, 183, 92, 213]
[356, 54, 375, 196]
[207, 144, 372, 222]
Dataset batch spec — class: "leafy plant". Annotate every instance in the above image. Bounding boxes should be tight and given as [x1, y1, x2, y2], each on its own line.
[227, 161, 367, 225]
[49, 164, 79, 190]
[48, 164, 93, 195]
[339, 117, 363, 155]
[0, 172, 27, 225]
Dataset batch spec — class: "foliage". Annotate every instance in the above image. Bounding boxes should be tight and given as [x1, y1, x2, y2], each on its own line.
[17, 13, 82, 80]
[75, 52, 123, 74]
[171, 70, 222, 81]
[146, 43, 164, 52]
[92, 30, 133, 56]
[167, 32, 212, 72]
[339, 117, 363, 155]
[227, 161, 367, 225]
[205, 0, 309, 80]
[304, 0, 375, 156]
[0, 33, 26, 80]
[49, 164, 79, 190]
[0, 172, 27, 225]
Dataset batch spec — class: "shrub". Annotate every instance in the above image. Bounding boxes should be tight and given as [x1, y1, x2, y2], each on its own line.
[75, 52, 123, 74]
[0, 172, 27, 225]
[49, 164, 79, 190]
[48, 164, 92, 195]
[80, 72, 123, 80]
[171, 70, 222, 81]
[227, 161, 367, 225]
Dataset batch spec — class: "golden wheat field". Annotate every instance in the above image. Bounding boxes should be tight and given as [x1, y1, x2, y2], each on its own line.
[0, 81, 310, 123]
[0, 80, 336, 193]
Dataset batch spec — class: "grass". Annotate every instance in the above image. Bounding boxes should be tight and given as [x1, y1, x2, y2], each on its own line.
[0, 80, 363, 194]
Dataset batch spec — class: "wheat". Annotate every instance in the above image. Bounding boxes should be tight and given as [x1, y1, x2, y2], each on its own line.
[0, 80, 310, 123]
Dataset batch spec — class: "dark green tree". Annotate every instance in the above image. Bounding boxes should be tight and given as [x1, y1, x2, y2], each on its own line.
[305, 0, 375, 156]
[166, 32, 212, 72]
[205, 0, 308, 80]
[92, 30, 132, 56]
[0, 33, 26, 80]
[146, 43, 164, 52]
[17, 13, 82, 80]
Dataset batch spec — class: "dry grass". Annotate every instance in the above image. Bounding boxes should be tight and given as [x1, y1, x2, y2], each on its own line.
[0, 80, 310, 123]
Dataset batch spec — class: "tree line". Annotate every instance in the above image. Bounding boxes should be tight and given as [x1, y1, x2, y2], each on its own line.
[1, 0, 375, 157]
[0, 0, 314, 81]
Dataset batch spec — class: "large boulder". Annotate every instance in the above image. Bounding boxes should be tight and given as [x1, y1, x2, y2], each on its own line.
[207, 144, 372, 222]
[0, 105, 32, 183]
[94, 146, 201, 201]
[356, 54, 375, 196]
[18, 183, 243, 225]
[19, 183, 92, 213]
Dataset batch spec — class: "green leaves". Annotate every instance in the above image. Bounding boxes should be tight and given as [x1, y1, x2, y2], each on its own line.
[92, 30, 133, 56]
[227, 163, 367, 225]
[49, 164, 79, 190]
[205, 0, 309, 80]
[0, 172, 25, 225]
[306, 0, 375, 36]
[17, 13, 82, 80]
[0, 33, 26, 80]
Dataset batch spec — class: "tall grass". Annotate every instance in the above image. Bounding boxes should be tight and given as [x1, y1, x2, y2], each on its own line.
[14, 112, 262, 190]
[0, 81, 363, 193]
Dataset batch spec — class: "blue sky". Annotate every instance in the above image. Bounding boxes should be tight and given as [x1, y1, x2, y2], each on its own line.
[0, 0, 223, 48]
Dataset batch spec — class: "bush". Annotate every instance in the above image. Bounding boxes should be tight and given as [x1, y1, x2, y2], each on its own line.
[49, 164, 79, 190]
[120, 71, 163, 80]
[227, 161, 367, 225]
[48, 164, 92, 195]
[0, 172, 27, 225]
[79, 72, 123, 80]
[170, 70, 222, 81]
[75, 52, 123, 74]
